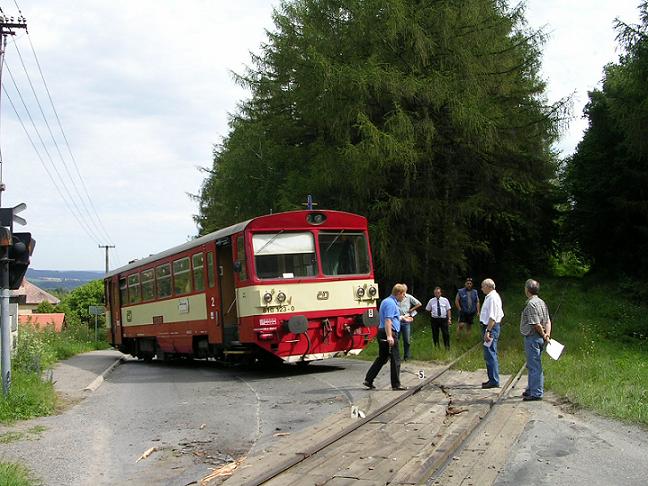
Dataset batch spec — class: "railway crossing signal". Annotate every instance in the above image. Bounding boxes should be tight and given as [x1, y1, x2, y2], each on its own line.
[0, 203, 35, 396]
[8, 232, 35, 290]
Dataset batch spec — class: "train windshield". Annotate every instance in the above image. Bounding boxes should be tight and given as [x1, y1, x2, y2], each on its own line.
[319, 231, 370, 276]
[253, 232, 318, 279]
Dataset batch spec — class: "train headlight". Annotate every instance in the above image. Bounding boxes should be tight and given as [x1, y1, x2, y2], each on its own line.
[263, 291, 273, 304]
[277, 291, 287, 303]
[356, 287, 366, 298]
[368, 286, 377, 297]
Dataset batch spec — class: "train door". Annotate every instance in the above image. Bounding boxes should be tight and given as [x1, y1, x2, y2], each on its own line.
[204, 243, 222, 344]
[109, 276, 122, 345]
[216, 237, 239, 345]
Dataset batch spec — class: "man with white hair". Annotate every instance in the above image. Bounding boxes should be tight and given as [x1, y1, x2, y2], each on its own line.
[520, 279, 552, 401]
[480, 278, 504, 389]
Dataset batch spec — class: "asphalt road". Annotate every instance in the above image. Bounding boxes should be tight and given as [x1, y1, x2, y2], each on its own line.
[0, 357, 380, 485]
[3, 354, 648, 486]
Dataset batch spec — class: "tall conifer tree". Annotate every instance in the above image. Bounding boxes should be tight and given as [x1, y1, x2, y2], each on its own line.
[565, 2, 648, 276]
[196, 0, 564, 292]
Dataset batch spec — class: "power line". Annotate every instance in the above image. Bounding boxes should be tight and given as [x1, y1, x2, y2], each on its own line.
[1, 85, 103, 243]
[21, 33, 115, 246]
[10, 38, 114, 245]
[3, 63, 103, 243]
[9, 0, 115, 250]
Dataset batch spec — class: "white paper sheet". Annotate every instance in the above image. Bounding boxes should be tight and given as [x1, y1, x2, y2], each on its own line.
[483, 338, 493, 348]
[546, 339, 565, 360]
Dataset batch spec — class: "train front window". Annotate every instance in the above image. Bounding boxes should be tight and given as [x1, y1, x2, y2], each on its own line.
[253, 232, 317, 279]
[319, 231, 370, 276]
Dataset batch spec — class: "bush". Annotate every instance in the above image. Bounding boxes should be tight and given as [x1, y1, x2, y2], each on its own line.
[550, 251, 590, 277]
[1, 320, 110, 423]
[13, 326, 55, 374]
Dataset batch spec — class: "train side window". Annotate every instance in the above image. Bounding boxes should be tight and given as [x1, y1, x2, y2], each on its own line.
[128, 274, 141, 304]
[156, 264, 172, 298]
[236, 236, 248, 281]
[173, 257, 192, 295]
[192, 253, 205, 292]
[119, 277, 128, 303]
[141, 269, 155, 301]
[207, 252, 216, 288]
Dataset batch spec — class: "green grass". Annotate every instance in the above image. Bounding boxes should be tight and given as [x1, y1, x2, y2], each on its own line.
[0, 426, 47, 445]
[358, 276, 648, 425]
[0, 462, 35, 486]
[0, 371, 57, 423]
[1, 322, 110, 424]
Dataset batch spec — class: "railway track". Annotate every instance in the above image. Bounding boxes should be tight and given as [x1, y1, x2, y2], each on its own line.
[222, 344, 529, 486]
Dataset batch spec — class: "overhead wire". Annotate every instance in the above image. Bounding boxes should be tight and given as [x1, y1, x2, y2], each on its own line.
[10, 37, 115, 246]
[3, 62, 102, 243]
[1, 85, 103, 244]
[6, 0, 120, 267]
[21, 34, 116, 246]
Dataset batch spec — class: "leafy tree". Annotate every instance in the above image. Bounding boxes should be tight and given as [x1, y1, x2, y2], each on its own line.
[196, 0, 564, 294]
[58, 280, 104, 325]
[564, 2, 648, 276]
[34, 301, 58, 314]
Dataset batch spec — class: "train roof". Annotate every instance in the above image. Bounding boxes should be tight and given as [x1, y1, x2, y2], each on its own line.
[103, 210, 367, 279]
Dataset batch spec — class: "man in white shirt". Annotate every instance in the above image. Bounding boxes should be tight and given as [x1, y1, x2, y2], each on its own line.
[480, 278, 504, 388]
[425, 287, 452, 349]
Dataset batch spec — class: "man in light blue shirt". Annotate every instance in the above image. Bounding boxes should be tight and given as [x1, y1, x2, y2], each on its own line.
[364, 283, 412, 390]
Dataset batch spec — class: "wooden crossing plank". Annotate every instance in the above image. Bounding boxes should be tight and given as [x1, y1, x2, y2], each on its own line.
[226, 368, 509, 486]
[390, 409, 485, 484]
[431, 400, 530, 486]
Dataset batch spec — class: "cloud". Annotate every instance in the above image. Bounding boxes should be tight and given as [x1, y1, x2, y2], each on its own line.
[2, 0, 277, 271]
[1, 0, 641, 271]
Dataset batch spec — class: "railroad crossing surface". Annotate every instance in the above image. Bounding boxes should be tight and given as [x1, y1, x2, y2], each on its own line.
[221, 363, 529, 485]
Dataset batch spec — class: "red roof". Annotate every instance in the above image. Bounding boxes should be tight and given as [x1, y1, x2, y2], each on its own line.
[18, 313, 66, 332]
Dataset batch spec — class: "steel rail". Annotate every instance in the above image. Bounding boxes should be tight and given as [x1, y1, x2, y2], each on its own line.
[423, 361, 527, 484]
[239, 341, 483, 486]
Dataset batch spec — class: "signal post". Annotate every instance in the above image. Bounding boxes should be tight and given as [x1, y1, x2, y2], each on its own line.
[0, 204, 35, 396]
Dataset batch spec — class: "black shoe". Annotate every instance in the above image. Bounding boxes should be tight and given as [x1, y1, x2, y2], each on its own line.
[523, 395, 542, 401]
[522, 390, 530, 397]
[481, 382, 500, 389]
[392, 386, 408, 391]
[363, 381, 376, 389]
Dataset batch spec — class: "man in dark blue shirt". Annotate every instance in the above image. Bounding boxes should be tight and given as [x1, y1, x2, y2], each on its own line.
[455, 277, 480, 337]
[363, 283, 412, 390]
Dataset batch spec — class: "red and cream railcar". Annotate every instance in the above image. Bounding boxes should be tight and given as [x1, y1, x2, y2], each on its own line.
[104, 210, 380, 363]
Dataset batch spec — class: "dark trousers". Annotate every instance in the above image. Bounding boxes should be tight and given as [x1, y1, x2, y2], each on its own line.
[431, 317, 450, 349]
[365, 329, 401, 388]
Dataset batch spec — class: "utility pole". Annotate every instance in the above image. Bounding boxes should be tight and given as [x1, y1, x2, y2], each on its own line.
[0, 12, 28, 396]
[0, 12, 28, 207]
[99, 244, 115, 273]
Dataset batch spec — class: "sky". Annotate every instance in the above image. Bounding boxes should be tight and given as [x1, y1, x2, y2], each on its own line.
[0, 0, 641, 272]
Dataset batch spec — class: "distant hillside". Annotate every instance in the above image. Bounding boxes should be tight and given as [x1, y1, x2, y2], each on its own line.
[26, 269, 104, 291]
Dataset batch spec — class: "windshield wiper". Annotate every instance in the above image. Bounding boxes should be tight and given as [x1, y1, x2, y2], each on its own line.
[255, 230, 285, 255]
[324, 230, 345, 252]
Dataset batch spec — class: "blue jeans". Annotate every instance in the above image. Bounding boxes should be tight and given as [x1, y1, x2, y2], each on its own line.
[400, 323, 412, 359]
[524, 335, 544, 397]
[482, 323, 500, 385]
